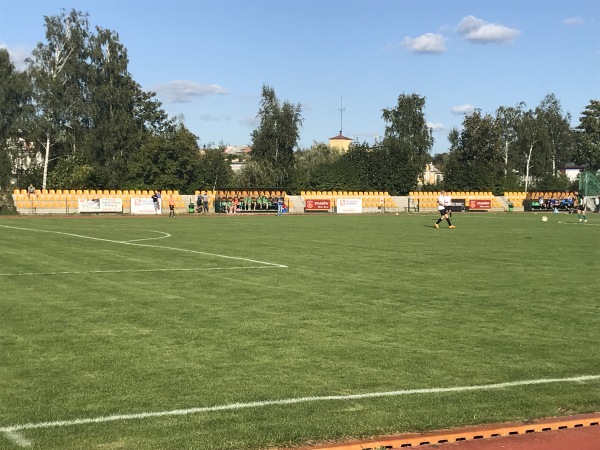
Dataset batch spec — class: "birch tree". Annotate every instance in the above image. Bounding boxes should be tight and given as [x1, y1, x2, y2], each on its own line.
[26, 9, 90, 189]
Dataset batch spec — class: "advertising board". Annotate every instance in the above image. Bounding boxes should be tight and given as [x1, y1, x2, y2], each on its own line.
[131, 197, 157, 215]
[78, 198, 123, 213]
[336, 198, 363, 214]
[304, 199, 331, 212]
[468, 199, 491, 210]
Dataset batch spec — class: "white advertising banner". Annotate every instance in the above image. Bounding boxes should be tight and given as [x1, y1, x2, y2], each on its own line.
[336, 198, 363, 214]
[131, 197, 157, 215]
[78, 198, 123, 213]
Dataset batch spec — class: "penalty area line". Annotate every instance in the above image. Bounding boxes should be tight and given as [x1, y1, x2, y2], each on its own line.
[1, 375, 599, 447]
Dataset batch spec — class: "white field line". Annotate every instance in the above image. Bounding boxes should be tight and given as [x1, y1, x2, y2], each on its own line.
[1, 375, 599, 447]
[0, 266, 277, 277]
[3, 431, 30, 447]
[0, 224, 287, 268]
[120, 230, 171, 243]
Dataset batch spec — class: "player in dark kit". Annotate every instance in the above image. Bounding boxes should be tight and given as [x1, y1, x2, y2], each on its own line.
[576, 191, 588, 223]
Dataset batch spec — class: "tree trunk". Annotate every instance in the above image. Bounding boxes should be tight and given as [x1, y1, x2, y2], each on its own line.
[42, 133, 50, 189]
[524, 143, 533, 192]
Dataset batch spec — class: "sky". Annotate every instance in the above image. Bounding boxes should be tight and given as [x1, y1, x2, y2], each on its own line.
[1, 0, 599, 154]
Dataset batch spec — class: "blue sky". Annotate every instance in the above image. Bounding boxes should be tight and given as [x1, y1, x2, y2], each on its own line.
[1, 0, 598, 154]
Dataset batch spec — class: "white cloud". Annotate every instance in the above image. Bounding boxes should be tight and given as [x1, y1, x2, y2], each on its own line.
[563, 17, 584, 26]
[152, 80, 229, 103]
[427, 122, 445, 131]
[457, 15, 520, 44]
[0, 43, 31, 71]
[200, 114, 231, 122]
[241, 116, 259, 128]
[402, 33, 446, 54]
[451, 104, 475, 115]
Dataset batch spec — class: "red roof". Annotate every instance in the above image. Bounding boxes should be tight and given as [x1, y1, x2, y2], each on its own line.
[329, 132, 352, 141]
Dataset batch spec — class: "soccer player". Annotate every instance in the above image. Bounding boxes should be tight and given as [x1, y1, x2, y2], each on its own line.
[443, 191, 453, 219]
[576, 191, 587, 223]
[434, 190, 455, 229]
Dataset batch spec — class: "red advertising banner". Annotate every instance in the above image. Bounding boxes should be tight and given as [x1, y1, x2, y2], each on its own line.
[305, 199, 331, 211]
[469, 199, 491, 210]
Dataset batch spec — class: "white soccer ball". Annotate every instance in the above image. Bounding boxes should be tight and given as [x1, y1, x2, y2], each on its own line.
[541, 215, 548, 222]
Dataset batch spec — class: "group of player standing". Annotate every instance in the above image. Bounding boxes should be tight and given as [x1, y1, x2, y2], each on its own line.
[219, 195, 283, 214]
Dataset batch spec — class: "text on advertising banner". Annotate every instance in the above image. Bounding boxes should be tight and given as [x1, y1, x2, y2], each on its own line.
[78, 198, 123, 213]
[469, 199, 491, 210]
[336, 198, 363, 214]
[131, 198, 157, 215]
[305, 199, 331, 211]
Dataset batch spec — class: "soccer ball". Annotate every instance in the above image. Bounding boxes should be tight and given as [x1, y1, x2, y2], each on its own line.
[541, 215, 548, 222]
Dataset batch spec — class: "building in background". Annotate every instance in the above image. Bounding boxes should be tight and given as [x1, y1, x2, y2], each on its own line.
[328, 132, 352, 152]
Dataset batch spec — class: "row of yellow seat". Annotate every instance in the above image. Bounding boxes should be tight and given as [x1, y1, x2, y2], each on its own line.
[13, 190, 188, 211]
[410, 191, 503, 209]
[14, 188, 181, 196]
[301, 191, 397, 208]
[409, 191, 494, 197]
[302, 190, 389, 196]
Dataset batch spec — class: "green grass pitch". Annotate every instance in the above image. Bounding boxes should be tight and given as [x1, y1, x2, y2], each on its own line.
[0, 212, 598, 449]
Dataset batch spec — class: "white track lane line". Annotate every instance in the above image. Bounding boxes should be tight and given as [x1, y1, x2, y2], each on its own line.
[1, 375, 599, 447]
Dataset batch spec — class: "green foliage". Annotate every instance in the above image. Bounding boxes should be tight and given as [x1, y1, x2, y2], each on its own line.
[249, 85, 302, 187]
[200, 147, 234, 190]
[126, 125, 205, 192]
[575, 99, 600, 171]
[444, 111, 504, 192]
[533, 172, 571, 191]
[380, 93, 434, 194]
[47, 154, 95, 189]
[0, 49, 32, 189]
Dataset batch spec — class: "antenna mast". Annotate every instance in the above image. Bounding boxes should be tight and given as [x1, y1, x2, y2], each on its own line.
[338, 95, 345, 135]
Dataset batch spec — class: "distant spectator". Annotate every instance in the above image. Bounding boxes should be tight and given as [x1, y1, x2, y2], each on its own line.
[202, 193, 209, 213]
[277, 196, 284, 216]
[197, 193, 203, 212]
[156, 191, 162, 214]
[595, 196, 599, 213]
[152, 191, 158, 214]
[168, 193, 175, 217]
[27, 184, 35, 198]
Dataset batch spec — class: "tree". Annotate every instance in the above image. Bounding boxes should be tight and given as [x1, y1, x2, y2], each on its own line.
[289, 143, 343, 192]
[444, 110, 503, 192]
[127, 124, 204, 192]
[84, 26, 172, 188]
[575, 99, 600, 171]
[516, 109, 540, 193]
[534, 93, 573, 177]
[26, 9, 90, 189]
[0, 49, 32, 189]
[380, 93, 433, 194]
[250, 85, 302, 187]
